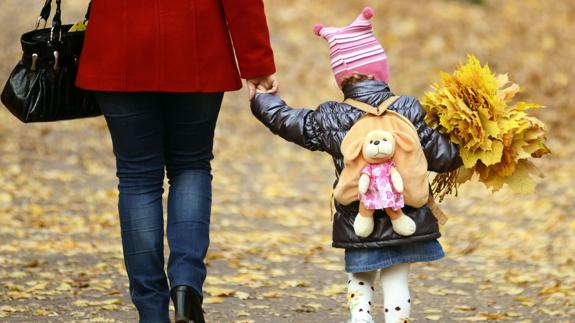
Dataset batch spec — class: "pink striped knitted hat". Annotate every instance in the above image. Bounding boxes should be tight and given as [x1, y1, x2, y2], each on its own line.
[314, 7, 390, 87]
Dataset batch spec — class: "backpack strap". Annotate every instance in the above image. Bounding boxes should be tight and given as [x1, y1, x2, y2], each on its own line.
[343, 96, 400, 116]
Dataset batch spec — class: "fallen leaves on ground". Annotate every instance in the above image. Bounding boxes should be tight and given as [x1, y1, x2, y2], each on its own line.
[1, 0, 574, 322]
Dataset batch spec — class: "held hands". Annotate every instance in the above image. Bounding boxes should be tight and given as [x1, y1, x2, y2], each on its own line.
[246, 74, 279, 100]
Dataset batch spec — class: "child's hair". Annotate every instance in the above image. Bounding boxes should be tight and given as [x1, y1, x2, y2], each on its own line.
[340, 73, 375, 91]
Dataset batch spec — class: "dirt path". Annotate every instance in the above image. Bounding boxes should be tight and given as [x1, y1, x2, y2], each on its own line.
[1, 91, 573, 322]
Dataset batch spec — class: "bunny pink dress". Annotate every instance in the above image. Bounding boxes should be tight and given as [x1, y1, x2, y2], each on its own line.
[359, 161, 404, 211]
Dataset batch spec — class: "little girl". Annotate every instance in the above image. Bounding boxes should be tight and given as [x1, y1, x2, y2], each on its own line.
[251, 7, 461, 323]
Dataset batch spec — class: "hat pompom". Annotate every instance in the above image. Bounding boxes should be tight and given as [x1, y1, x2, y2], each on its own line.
[313, 24, 324, 36]
[362, 7, 374, 19]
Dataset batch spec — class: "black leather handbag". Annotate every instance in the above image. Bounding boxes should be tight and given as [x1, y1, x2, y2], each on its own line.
[1, 0, 100, 123]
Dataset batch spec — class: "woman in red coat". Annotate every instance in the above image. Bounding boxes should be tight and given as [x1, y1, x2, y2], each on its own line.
[76, 1, 277, 322]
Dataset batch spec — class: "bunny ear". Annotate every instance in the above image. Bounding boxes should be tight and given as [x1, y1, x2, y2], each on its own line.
[393, 131, 415, 153]
[342, 138, 364, 161]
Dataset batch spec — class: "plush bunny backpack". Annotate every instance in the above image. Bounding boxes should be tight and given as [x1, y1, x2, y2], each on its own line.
[334, 96, 429, 238]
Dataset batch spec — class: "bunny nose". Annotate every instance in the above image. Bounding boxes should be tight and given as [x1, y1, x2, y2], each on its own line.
[373, 140, 380, 145]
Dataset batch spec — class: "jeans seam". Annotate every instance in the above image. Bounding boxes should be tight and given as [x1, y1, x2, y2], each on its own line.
[167, 220, 209, 225]
[121, 227, 163, 234]
[125, 248, 164, 257]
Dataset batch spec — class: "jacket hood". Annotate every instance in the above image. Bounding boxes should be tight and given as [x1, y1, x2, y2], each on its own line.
[343, 80, 395, 106]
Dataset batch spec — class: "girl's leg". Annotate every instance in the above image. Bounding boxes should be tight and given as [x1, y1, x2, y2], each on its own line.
[381, 263, 411, 323]
[162, 93, 223, 299]
[95, 92, 170, 323]
[347, 270, 377, 323]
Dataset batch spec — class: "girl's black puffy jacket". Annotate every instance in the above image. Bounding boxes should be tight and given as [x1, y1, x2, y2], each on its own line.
[251, 80, 461, 249]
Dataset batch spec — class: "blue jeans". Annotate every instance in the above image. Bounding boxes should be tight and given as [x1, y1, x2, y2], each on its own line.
[345, 240, 445, 273]
[94, 91, 223, 323]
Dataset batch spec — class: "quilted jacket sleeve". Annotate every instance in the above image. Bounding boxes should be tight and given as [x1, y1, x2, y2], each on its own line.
[250, 93, 325, 151]
[404, 97, 463, 173]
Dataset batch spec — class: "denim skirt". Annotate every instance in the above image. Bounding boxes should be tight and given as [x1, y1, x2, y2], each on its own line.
[344, 239, 445, 273]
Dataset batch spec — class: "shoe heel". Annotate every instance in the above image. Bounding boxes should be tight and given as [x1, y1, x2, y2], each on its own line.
[171, 285, 205, 323]
[172, 288, 191, 322]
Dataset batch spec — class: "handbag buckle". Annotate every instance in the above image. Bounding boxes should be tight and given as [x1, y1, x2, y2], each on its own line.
[49, 27, 63, 43]
[53, 51, 60, 72]
[31, 53, 39, 72]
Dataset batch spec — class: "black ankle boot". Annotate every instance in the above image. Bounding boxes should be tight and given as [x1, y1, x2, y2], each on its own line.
[170, 285, 205, 323]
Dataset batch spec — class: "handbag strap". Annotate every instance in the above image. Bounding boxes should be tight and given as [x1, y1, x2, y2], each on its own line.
[38, 0, 52, 23]
[36, 0, 92, 32]
[53, 0, 62, 34]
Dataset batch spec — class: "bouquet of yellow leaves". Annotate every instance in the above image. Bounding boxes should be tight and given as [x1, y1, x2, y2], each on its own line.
[421, 55, 550, 200]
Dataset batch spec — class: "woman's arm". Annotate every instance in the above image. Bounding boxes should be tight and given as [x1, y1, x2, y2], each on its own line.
[221, 0, 276, 80]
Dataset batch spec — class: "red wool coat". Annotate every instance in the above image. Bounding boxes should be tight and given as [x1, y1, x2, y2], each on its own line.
[76, 0, 276, 92]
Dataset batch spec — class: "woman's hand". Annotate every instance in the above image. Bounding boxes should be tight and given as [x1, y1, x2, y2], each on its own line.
[246, 74, 278, 100]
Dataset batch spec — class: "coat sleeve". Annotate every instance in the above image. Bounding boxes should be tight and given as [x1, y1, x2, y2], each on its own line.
[250, 93, 325, 151]
[221, 0, 276, 79]
[405, 97, 463, 173]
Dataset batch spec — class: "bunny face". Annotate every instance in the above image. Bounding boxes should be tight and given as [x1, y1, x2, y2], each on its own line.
[362, 130, 396, 164]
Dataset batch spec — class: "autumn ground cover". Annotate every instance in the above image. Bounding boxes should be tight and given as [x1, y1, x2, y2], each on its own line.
[0, 0, 574, 322]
